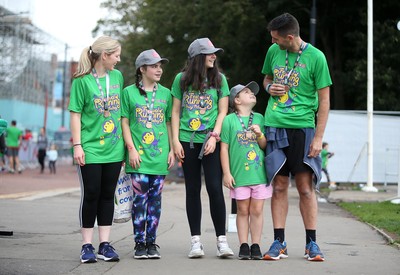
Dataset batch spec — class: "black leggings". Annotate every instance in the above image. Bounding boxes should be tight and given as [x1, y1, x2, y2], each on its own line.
[78, 162, 122, 228]
[38, 149, 46, 172]
[181, 141, 226, 236]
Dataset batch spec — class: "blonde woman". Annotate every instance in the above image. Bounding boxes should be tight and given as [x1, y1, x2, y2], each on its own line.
[69, 36, 124, 263]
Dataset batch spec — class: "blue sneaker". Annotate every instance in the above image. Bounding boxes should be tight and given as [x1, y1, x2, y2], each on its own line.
[263, 240, 288, 260]
[80, 244, 97, 263]
[304, 240, 325, 261]
[97, 242, 119, 262]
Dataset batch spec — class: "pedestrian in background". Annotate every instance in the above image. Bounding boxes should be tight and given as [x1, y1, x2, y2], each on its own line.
[5, 120, 23, 174]
[121, 49, 174, 259]
[321, 142, 336, 189]
[220, 82, 272, 260]
[171, 37, 234, 258]
[46, 143, 58, 174]
[37, 127, 48, 174]
[69, 36, 124, 263]
[262, 13, 332, 261]
[0, 118, 7, 172]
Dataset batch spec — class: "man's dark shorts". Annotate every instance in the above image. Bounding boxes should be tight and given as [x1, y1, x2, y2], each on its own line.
[277, 129, 313, 177]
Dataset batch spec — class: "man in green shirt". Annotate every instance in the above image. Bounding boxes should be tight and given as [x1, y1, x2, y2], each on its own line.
[262, 13, 332, 262]
[5, 120, 23, 173]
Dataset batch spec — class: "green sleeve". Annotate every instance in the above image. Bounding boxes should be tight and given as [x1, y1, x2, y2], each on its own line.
[171, 73, 183, 100]
[68, 77, 85, 113]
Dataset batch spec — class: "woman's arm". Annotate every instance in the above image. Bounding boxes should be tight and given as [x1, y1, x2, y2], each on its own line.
[70, 111, 84, 166]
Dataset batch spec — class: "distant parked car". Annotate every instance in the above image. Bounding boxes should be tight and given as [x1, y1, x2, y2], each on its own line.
[53, 128, 71, 157]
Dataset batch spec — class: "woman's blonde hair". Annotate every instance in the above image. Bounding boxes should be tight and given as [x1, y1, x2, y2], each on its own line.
[74, 36, 121, 78]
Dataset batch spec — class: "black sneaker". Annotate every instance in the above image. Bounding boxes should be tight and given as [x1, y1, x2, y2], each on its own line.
[238, 243, 251, 260]
[147, 243, 161, 259]
[250, 243, 262, 260]
[134, 242, 148, 259]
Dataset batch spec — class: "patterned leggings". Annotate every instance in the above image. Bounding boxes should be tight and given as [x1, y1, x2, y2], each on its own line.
[130, 173, 165, 244]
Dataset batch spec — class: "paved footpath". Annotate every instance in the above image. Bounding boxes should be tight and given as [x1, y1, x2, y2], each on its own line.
[0, 163, 399, 275]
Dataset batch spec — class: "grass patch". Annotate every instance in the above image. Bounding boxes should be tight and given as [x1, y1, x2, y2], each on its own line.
[338, 201, 400, 243]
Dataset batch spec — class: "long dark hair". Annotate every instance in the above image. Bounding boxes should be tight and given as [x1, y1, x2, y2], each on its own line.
[180, 54, 222, 92]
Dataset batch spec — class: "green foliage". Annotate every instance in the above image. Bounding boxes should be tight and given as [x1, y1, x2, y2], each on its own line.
[94, 0, 400, 111]
[338, 201, 400, 243]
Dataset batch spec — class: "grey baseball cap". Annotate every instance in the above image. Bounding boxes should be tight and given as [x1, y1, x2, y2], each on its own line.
[229, 81, 259, 107]
[188, 38, 223, 58]
[135, 49, 169, 69]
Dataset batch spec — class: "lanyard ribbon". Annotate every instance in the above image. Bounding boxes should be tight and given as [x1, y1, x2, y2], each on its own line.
[235, 111, 254, 132]
[139, 82, 158, 122]
[284, 42, 305, 85]
[92, 68, 110, 110]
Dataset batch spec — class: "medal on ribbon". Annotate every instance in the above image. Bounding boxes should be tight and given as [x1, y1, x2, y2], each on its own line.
[92, 68, 110, 118]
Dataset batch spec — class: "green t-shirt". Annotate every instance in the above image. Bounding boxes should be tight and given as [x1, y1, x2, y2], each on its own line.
[262, 43, 332, 128]
[6, 126, 22, 148]
[68, 69, 125, 164]
[170, 72, 230, 143]
[121, 83, 172, 175]
[220, 112, 267, 187]
[0, 119, 7, 136]
[321, 149, 329, 169]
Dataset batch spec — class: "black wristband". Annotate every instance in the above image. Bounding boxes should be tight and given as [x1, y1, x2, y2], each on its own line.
[266, 84, 272, 94]
[73, 143, 82, 147]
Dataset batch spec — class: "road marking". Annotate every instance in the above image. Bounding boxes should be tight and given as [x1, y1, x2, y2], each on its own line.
[0, 188, 80, 201]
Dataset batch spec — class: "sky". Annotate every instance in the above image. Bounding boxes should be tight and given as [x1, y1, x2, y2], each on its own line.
[0, 0, 107, 61]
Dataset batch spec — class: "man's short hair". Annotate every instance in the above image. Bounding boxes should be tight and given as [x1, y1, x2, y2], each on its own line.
[267, 13, 300, 37]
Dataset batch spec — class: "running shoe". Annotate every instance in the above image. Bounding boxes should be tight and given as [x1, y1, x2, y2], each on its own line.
[188, 235, 204, 258]
[263, 240, 288, 260]
[97, 242, 119, 262]
[238, 243, 251, 260]
[80, 243, 97, 263]
[304, 240, 325, 261]
[134, 242, 148, 259]
[216, 235, 234, 258]
[147, 243, 161, 259]
[250, 243, 263, 260]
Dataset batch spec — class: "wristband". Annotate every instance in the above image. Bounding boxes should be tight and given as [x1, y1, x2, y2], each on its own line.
[210, 131, 221, 142]
[73, 143, 82, 147]
[266, 84, 272, 94]
[257, 133, 265, 141]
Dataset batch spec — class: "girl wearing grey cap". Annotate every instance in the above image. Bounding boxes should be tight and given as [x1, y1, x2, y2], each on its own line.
[171, 38, 234, 258]
[121, 49, 175, 259]
[220, 82, 272, 260]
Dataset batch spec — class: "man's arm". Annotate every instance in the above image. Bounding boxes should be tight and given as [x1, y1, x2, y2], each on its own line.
[309, 86, 330, 157]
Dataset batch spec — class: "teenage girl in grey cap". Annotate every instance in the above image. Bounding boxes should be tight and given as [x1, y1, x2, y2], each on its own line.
[171, 38, 234, 258]
[121, 49, 174, 259]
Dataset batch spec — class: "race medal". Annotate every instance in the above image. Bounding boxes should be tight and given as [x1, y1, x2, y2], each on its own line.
[246, 131, 253, 139]
[199, 108, 206, 115]
[104, 110, 110, 117]
[146, 122, 152, 129]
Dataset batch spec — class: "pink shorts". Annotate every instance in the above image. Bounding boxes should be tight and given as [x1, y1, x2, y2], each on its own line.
[230, 184, 273, 200]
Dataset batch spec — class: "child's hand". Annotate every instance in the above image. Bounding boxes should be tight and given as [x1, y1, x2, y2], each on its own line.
[223, 174, 235, 190]
[250, 125, 263, 139]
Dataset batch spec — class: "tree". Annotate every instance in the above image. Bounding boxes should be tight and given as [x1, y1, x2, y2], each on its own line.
[95, 0, 400, 111]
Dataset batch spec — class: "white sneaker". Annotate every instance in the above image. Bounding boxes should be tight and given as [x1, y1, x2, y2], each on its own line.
[188, 235, 204, 258]
[216, 235, 234, 258]
[328, 184, 337, 190]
